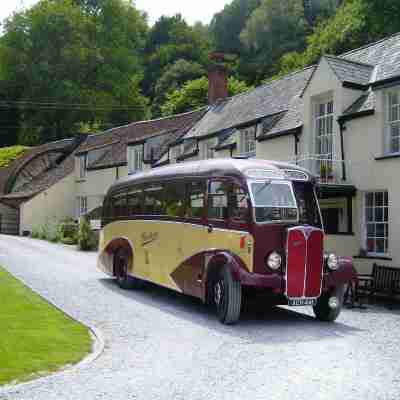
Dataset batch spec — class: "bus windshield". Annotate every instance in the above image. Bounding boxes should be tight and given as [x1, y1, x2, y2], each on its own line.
[250, 181, 298, 223]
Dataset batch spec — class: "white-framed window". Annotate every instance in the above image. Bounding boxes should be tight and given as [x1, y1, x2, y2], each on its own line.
[201, 138, 216, 159]
[240, 126, 256, 157]
[128, 145, 143, 174]
[78, 155, 87, 179]
[364, 191, 389, 255]
[315, 100, 334, 157]
[170, 145, 183, 163]
[77, 196, 87, 217]
[387, 90, 400, 154]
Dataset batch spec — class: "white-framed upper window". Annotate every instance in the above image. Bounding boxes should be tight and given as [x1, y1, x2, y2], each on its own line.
[201, 138, 216, 159]
[78, 155, 87, 179]
[315, 100, 334, 157]
[170, 145, 183, 163]
[77, 196, 87, 217]
[128, 145, 143, 174]
[240, 127, 256, 157]
[364, 191, 389, 255]
[387, 90, 400, 154]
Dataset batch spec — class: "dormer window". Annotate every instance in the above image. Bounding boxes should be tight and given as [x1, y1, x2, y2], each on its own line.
[170, 145, 183, 163]
[128, 145, 143, 174]
[387, 91, 400, 154]
[239, 126, 256, 157]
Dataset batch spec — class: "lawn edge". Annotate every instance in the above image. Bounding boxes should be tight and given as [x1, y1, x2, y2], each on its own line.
[0, 269, 105, 391]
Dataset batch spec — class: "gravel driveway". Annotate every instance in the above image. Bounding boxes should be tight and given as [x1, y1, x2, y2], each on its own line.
[0, 235, 399, 400]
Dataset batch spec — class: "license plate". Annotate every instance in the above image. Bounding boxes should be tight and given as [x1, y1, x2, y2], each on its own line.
[288, 298, 316, 306]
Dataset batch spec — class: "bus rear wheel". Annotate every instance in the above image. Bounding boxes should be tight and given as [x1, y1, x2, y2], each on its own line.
[114, 249, 143, 290]
[214, 266, 242, 325]
[313, 286, 344, 322]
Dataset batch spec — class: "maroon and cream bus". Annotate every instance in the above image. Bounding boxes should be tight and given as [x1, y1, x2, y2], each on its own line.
[98, 159, 357, 324]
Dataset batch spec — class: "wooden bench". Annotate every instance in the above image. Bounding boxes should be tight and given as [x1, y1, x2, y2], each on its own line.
[357, 263, 400, 308]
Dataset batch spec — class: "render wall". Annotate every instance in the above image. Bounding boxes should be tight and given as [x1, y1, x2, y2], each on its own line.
[20, 173, 76, 235]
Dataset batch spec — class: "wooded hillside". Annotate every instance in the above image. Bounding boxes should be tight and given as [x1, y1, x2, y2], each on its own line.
[0, 0, 399, 147]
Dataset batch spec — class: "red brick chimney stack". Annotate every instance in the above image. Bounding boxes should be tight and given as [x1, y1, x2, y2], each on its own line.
[208, 52, 228, 105]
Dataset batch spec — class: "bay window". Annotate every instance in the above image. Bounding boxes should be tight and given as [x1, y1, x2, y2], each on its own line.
[387, 91, 400, 154]
[128, 145, 143, 174]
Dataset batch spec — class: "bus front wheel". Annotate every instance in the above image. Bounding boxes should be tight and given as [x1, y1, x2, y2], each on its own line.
[214, 266, 242, 325]
[114, 249, 143, 290]
[313, 286, 344, 322]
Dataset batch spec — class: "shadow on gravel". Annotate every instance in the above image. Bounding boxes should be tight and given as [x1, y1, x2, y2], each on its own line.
[99, 278, 362, 344]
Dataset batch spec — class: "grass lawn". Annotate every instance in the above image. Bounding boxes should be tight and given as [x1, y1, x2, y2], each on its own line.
[0, 266, 92, 386]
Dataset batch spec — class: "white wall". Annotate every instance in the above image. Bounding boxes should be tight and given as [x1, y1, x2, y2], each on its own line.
[20, 173, 76, 235]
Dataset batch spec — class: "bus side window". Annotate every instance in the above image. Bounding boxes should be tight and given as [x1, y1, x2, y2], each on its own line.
[165, 181, 186, 217]
[186, 180, 206, 219]
[112, 191, 128, 218]
[127, 188, 143, 216]
[102, 197, 111, 223]
[208, 181, 228, 220]
[143, 184, 165, 215]
[229, 183, 249, 222]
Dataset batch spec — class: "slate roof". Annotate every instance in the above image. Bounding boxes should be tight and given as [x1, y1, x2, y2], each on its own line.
[0, 137, 80, 197]
[78, 108, 206, 170]
[324, 55, 374, 86]
[341, 32, 400, 84]
[184, 66, 316, 140]
[341, 90, 375, 119]
[0, 154, 75, 201]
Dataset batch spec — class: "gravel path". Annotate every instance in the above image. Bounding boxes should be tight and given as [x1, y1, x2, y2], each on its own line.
[0, 235, 399, 400]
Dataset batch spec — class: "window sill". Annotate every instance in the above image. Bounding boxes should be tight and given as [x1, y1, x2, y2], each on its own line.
[375, 153, 400, 161]
[353, 255, 392, 261]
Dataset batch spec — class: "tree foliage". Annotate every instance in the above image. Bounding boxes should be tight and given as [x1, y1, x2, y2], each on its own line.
[0, 0, 149, 145]
[0, 146, 29, 167]
[161, 76, 252, 116]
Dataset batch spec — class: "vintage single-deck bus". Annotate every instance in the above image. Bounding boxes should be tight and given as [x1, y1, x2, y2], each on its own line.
[98, 159, 356, 324]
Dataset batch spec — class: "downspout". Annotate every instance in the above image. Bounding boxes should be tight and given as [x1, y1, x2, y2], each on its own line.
[338, 120, 347, 181]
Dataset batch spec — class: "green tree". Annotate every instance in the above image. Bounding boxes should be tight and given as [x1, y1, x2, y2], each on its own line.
[240, 0, 308, 78]
[161, 76, 252, 116]
[143, 15, 210, 99]
[152, 59, 205, 116]
[0, 0, 149, 145]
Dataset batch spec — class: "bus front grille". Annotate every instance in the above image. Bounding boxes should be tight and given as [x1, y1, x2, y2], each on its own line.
[285, 226, 324, 299]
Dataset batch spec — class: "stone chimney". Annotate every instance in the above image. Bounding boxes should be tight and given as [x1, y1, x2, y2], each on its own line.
[208, 52, 228, 105]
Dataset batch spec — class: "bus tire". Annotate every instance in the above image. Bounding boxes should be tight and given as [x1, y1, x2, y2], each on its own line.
[313, 286, 343, 322]
[214, 265, 242, 325]
[114, 249, 143, 290]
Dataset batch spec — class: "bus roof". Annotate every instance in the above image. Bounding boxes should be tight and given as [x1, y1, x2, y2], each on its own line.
[108, 158, 313, 194]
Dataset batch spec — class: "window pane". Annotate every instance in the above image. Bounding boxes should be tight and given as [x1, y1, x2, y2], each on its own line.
[127, 189, 143, 215]
[376, 239, 385, 253]
[327, 101, 333, 114]
[375, 192, 383, 206]
[367, 224, 375, 236]
[230, 184, 249, 222]
[208, 181, 228, 220]
[391, 138, 400, 153]
[375, 207, 383, 222]
[365, 192, 374, 207]
[144, 184, 165, 215]
[186, 181, 205, 218]
[365, 207, 373, 222]
[376, 224, 385, 237]
[165, 182, 186, 217]
[113, 192, 127, 217]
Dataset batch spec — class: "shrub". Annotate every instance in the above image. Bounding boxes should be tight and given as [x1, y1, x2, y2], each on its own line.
[31, 227, 40, 239]
[77, 217, 96, 251]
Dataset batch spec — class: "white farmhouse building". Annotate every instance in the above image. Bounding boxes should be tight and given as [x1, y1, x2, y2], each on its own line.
[1, 33, 400, 275]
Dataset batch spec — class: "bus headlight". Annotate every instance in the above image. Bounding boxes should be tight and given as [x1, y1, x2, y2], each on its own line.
[327, 253, 339, 271]
[266, 251, 282, 271]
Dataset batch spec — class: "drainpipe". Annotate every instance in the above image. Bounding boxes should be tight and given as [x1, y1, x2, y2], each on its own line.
[338, 120, 347, 182]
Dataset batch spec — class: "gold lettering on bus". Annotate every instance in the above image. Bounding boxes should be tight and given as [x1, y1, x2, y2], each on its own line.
[141, 232, 159, 247]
